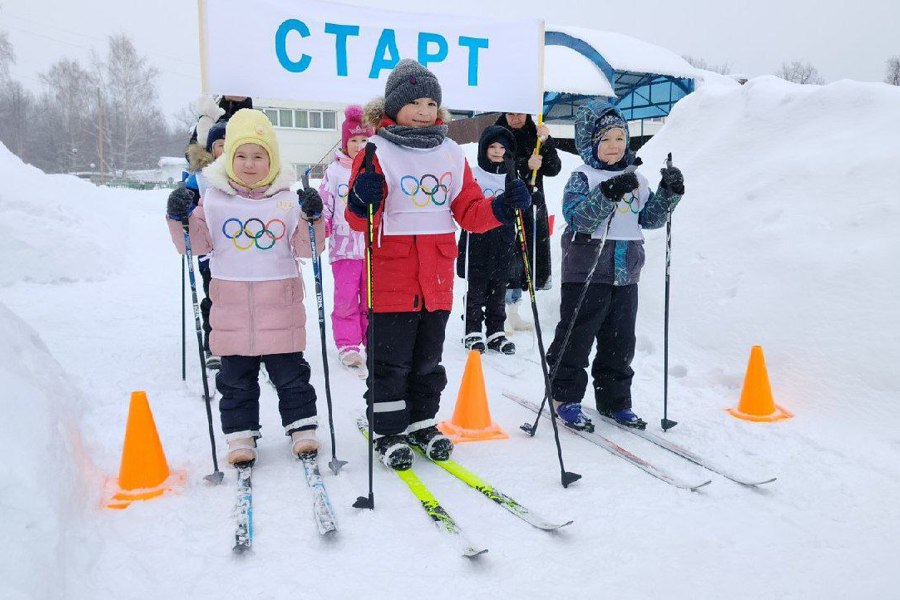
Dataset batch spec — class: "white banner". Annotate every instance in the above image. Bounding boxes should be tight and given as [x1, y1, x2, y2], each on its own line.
[201, 0, 544, 114]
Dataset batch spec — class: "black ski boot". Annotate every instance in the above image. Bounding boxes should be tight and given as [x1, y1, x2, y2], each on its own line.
[407, 424, 454, 461]
[463, 332, 486, 353]
[486, 332, 516, 355]
[374, 434, 414, 470]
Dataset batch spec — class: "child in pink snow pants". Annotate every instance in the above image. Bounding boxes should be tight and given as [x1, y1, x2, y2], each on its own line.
[320, 105, 374, 369]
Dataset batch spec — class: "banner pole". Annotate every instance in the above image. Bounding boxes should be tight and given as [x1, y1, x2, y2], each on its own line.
[197, 0, 209, 93]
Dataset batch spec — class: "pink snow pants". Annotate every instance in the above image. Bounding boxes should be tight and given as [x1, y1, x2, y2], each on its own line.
[331, 259, 368, 349]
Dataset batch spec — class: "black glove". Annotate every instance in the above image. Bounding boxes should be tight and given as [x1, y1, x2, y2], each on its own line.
[659, 165, 685, 196]
[491, 179, 532, 224]
[348, 172, 385, 218]
[166, 186, 197, 221]
[297, 188, 323, 221]
[599, 172, 639, 201]
[531, 189, 546, 209]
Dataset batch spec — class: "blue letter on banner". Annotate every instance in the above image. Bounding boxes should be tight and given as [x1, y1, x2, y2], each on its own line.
[458, 36, 489, 86]
[275, 19, 312, 73]
[417, 32, 448, 68]
[369, 29, 400, 79]
[324, 23, 360, 77]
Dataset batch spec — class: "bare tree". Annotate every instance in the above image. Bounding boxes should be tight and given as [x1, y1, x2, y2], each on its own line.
[93, 34, 165, 176]
[776, 60, 825, 84]
[0, 30, 13, 81]
[683, 55, 732, 75]
[885, 56, 900, 86]
[38, 59, 94, 172]
[0, 80, 34, 160]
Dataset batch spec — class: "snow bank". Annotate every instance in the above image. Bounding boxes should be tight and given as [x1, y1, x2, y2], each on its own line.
[635, 76, 900, 423]
[0, 301, 94, 600]
[0, 143, 129, 286]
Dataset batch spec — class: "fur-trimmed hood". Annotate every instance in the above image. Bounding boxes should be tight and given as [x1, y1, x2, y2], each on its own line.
[203, 155, 296, 197]
[186, 143, 215, 172]
[363, 96, 452, 130]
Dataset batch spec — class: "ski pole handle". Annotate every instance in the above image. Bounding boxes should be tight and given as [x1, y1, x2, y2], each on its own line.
[301, 168, 311, 191]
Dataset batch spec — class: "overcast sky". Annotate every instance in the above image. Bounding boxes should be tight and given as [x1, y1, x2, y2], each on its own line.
[3, 0, 898, 123]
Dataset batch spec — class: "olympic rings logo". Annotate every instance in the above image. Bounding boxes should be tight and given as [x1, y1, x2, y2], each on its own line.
[481, 186, 502, 199]
[337, 183, 350, 205]
[399, 172, 452, 207]
[617, 192, 640, 214]
[221, 217, 286, 251]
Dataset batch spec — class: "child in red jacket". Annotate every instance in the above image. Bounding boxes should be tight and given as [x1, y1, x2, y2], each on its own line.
[347, 59, 531, 470]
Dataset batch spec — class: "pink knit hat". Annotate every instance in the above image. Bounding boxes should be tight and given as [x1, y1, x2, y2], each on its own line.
[341, 105, 374, 150]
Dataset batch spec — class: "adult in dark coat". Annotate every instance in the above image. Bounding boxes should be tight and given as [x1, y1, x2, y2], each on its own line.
[496, 113, 561, 290]
[495, 112, 561, 329]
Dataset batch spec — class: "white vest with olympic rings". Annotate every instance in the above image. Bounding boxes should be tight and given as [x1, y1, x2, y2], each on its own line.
[471, 165, 506, 201]
[370, 134, 465, 236]
[203, 186, 301, 281]
[324, 160, 352, 231]
[572, 164, 651, 241]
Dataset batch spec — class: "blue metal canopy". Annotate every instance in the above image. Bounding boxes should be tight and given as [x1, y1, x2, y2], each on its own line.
[542, 30, 694, 122]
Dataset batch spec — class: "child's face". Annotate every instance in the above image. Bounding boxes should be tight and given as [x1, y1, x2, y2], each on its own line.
[597, 128, 627, 165]
[232, 143, 270, 186]
[346, 135, 368, 160]
[395, 98, 438, 128]
[212, 140, 225, 159]
[486, 142, 506, 163]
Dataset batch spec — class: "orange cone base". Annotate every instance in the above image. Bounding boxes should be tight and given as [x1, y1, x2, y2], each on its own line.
[104, 469, 187, 510]
[726, 404, 794, 422]
[438, 419, 508, 443]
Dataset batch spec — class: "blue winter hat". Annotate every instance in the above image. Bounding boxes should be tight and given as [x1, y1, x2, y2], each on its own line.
[575, 100, 633, 169]
[205, 120, 228, 153]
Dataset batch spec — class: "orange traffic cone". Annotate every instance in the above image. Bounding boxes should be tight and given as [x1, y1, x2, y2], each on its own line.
[106, 391, 185, 509]
[438, 350, 508, 443]
[727, 346, 793, 422]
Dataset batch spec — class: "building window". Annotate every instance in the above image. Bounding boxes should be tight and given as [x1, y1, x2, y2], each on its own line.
[261, 107, 338, 130]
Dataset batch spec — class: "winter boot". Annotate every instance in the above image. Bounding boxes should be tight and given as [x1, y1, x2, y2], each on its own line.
[603, 407, 647, 430]
[554, 400, 595, 432]
[504, 301, 534, 332]
[407, 423, 454, 461]
[463, 332, 486, 353]
[226, 437, 257, 465]
[374, 433, 414, 471]
[291, 428, 320, 457]
[339, 346, 364, 367]
[486, 332, 516, 355]
[205, 353, 222, 370]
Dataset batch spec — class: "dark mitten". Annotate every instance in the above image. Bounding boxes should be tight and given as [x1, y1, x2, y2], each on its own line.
[491, 179, 532, 224]
[348, 172, 385, 218]
[599, 172, 640, 201]
[167, 186, 197, 221]
[659, 165, 685, 196]
[297, 188, 323, 221]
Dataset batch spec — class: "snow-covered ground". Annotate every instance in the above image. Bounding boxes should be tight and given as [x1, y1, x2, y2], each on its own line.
[2, 76, 899, 599]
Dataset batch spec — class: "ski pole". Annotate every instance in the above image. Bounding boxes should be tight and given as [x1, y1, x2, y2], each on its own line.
[354, 142, 378, 510]
[661, 152, 678, 432]
[300, 170, 347, 475]
[506, 156, 581, 489]
[181, 219, 224, 485]
[182, 256, 186, 381]
[522, 159, 642, 437]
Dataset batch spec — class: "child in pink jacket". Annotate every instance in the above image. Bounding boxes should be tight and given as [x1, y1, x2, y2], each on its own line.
[166, 108, 326, 466]
[319, 105, 374, 369]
